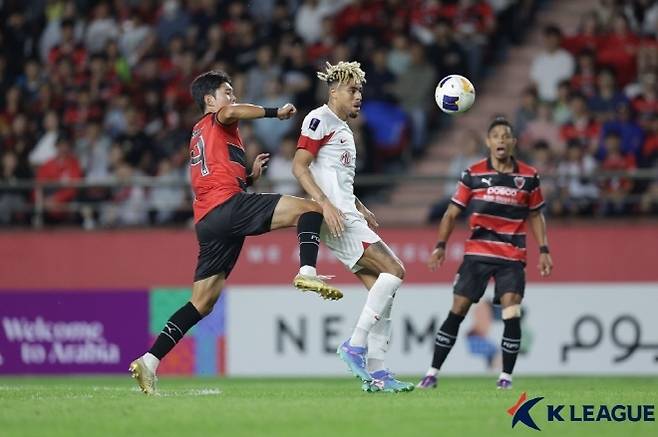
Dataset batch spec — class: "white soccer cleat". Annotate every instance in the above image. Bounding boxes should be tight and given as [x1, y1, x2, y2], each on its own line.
[129, 357, 157, 395]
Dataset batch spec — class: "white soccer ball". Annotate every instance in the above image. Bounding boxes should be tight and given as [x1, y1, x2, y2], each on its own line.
[435, 75, 476, 114]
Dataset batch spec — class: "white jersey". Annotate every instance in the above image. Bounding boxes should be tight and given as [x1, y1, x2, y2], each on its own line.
[298, 104, 381, 272]
[298, 104, 361, 219]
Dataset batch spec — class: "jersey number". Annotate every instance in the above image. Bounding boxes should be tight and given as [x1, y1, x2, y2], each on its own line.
[190, 134, 210, 176]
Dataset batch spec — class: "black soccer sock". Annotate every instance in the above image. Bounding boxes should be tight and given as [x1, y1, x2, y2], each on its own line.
[501, 317, 521, 374]
[297, 211, 323, 268]
[148, 302, 203, 360]
[431, 311, 465, 370]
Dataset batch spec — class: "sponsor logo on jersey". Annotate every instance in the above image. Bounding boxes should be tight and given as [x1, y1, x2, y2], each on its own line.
[487, 186, 518, 196]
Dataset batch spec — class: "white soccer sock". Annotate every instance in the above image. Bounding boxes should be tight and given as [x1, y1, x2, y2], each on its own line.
[142, 352, 160, 373]
[299, 265, 317, 276]
[499, 372, 512, 382]
[350, 273, 402, 348]
[426, 367, 439, 377]
[367, 295, 394, 372]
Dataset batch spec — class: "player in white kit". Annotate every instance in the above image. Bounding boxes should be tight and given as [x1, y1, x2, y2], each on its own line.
[292, 61, 413, 392]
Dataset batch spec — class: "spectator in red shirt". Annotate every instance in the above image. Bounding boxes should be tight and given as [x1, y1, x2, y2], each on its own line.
[48, 18, 87, 73]
[563, 11, 602, 55]
[560, 92, 601, 151]
[640, 114, 658, 166]
[597, 14, 640, 86]
[630, 71, 658, 127]
[35, 133, 83, 223]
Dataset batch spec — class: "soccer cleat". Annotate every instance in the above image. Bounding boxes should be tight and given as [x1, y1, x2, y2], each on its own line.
[416, 375, 438, 389]
[293, 274, 343, 300]
[496, 378, 512, 390]
[337, 339, 372, 382]
[363, 369, 415, 393]
[129, 357, 157, 395]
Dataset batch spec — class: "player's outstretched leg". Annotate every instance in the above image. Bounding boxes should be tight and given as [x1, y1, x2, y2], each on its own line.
[270, 195, 342, 300]
[130, 275, 222, 394]
[497, 294, 522, 389]
[417, 296, 471, 389]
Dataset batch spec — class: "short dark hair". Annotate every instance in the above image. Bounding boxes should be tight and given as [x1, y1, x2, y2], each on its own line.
[190, 70, 232, 111]
[543, 24, 562, 39]
[487, 117, 514, 135]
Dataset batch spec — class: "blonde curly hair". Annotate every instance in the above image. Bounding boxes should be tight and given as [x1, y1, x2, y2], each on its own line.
[317, 61, 366, 86]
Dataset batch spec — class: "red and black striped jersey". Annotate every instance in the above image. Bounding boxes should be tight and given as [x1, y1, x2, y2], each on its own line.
[189, 113, 248, 223]
[451, 158, 544, 264]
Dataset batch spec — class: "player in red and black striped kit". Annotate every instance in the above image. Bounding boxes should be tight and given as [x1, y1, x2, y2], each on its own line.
[130, 71, 341, 394]
[417, 117, 553, 390]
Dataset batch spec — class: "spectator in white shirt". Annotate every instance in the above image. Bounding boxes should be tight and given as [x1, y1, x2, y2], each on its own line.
[530, 25, 575, 102]
[28, 110, 60, 168]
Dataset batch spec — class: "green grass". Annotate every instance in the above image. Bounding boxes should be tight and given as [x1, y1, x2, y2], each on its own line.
[0, 376, 655, 437]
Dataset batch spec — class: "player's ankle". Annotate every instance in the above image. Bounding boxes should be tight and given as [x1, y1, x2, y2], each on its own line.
[367, 358, 385, 373]
[143, 353, 160, 373]
[499, 372, 512, 382]
[299, 265, 316, 276]
[426, 367, 439, 377]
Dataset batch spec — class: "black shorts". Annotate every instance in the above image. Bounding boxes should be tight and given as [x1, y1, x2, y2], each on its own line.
[194, 192, 282, 281]
[453, 256, 525, 304]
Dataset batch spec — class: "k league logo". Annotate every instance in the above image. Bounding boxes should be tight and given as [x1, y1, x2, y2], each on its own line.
[507, 392, 655, 431]
[508, 392, 544, 431]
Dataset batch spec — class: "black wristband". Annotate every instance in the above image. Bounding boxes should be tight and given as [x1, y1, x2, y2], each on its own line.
[539, 245, 550, 254]
[246, 175, 254, 187]
[263, 107, 278, 118]
[435, 241, 446, 250]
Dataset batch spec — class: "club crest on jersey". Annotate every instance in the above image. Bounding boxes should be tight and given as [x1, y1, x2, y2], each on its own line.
[309, 118, 321, 131]
[340, 151, 352, 166]
[514, 176, 525, 189]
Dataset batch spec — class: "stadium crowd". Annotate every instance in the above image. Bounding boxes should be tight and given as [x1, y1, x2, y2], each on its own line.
[513, 0, 658, 216]
[0, 0, 536, 227]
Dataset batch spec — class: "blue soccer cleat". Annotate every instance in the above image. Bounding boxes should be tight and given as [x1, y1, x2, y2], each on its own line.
[416, 374, 438, 389]
[337, 339, 372, 382]
[363, 369, 415, 393]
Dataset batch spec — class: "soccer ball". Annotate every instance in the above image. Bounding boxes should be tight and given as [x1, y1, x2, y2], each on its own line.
[435, 75, 476, 114]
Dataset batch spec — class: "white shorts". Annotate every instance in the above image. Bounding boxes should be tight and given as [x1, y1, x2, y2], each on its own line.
[321, 216, 381, 272]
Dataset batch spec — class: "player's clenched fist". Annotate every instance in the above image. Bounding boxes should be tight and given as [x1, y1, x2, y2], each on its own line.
[277, 103, 297, 119]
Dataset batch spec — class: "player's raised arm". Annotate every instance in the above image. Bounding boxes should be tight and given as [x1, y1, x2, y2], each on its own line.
[292, 148, 345, 238]
[218, 103, 297, 124]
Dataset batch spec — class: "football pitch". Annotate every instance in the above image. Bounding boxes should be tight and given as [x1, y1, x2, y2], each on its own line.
[0, 376, 655, 436]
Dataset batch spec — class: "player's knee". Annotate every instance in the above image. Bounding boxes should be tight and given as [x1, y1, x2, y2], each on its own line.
[302, 199, 322, 214]
[451, 298, 472, 315]
[191, 285, 223, 316]
[194, 293, 219, 316]
[382, 259, 405, 279]
[502, 304, 521, 320]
